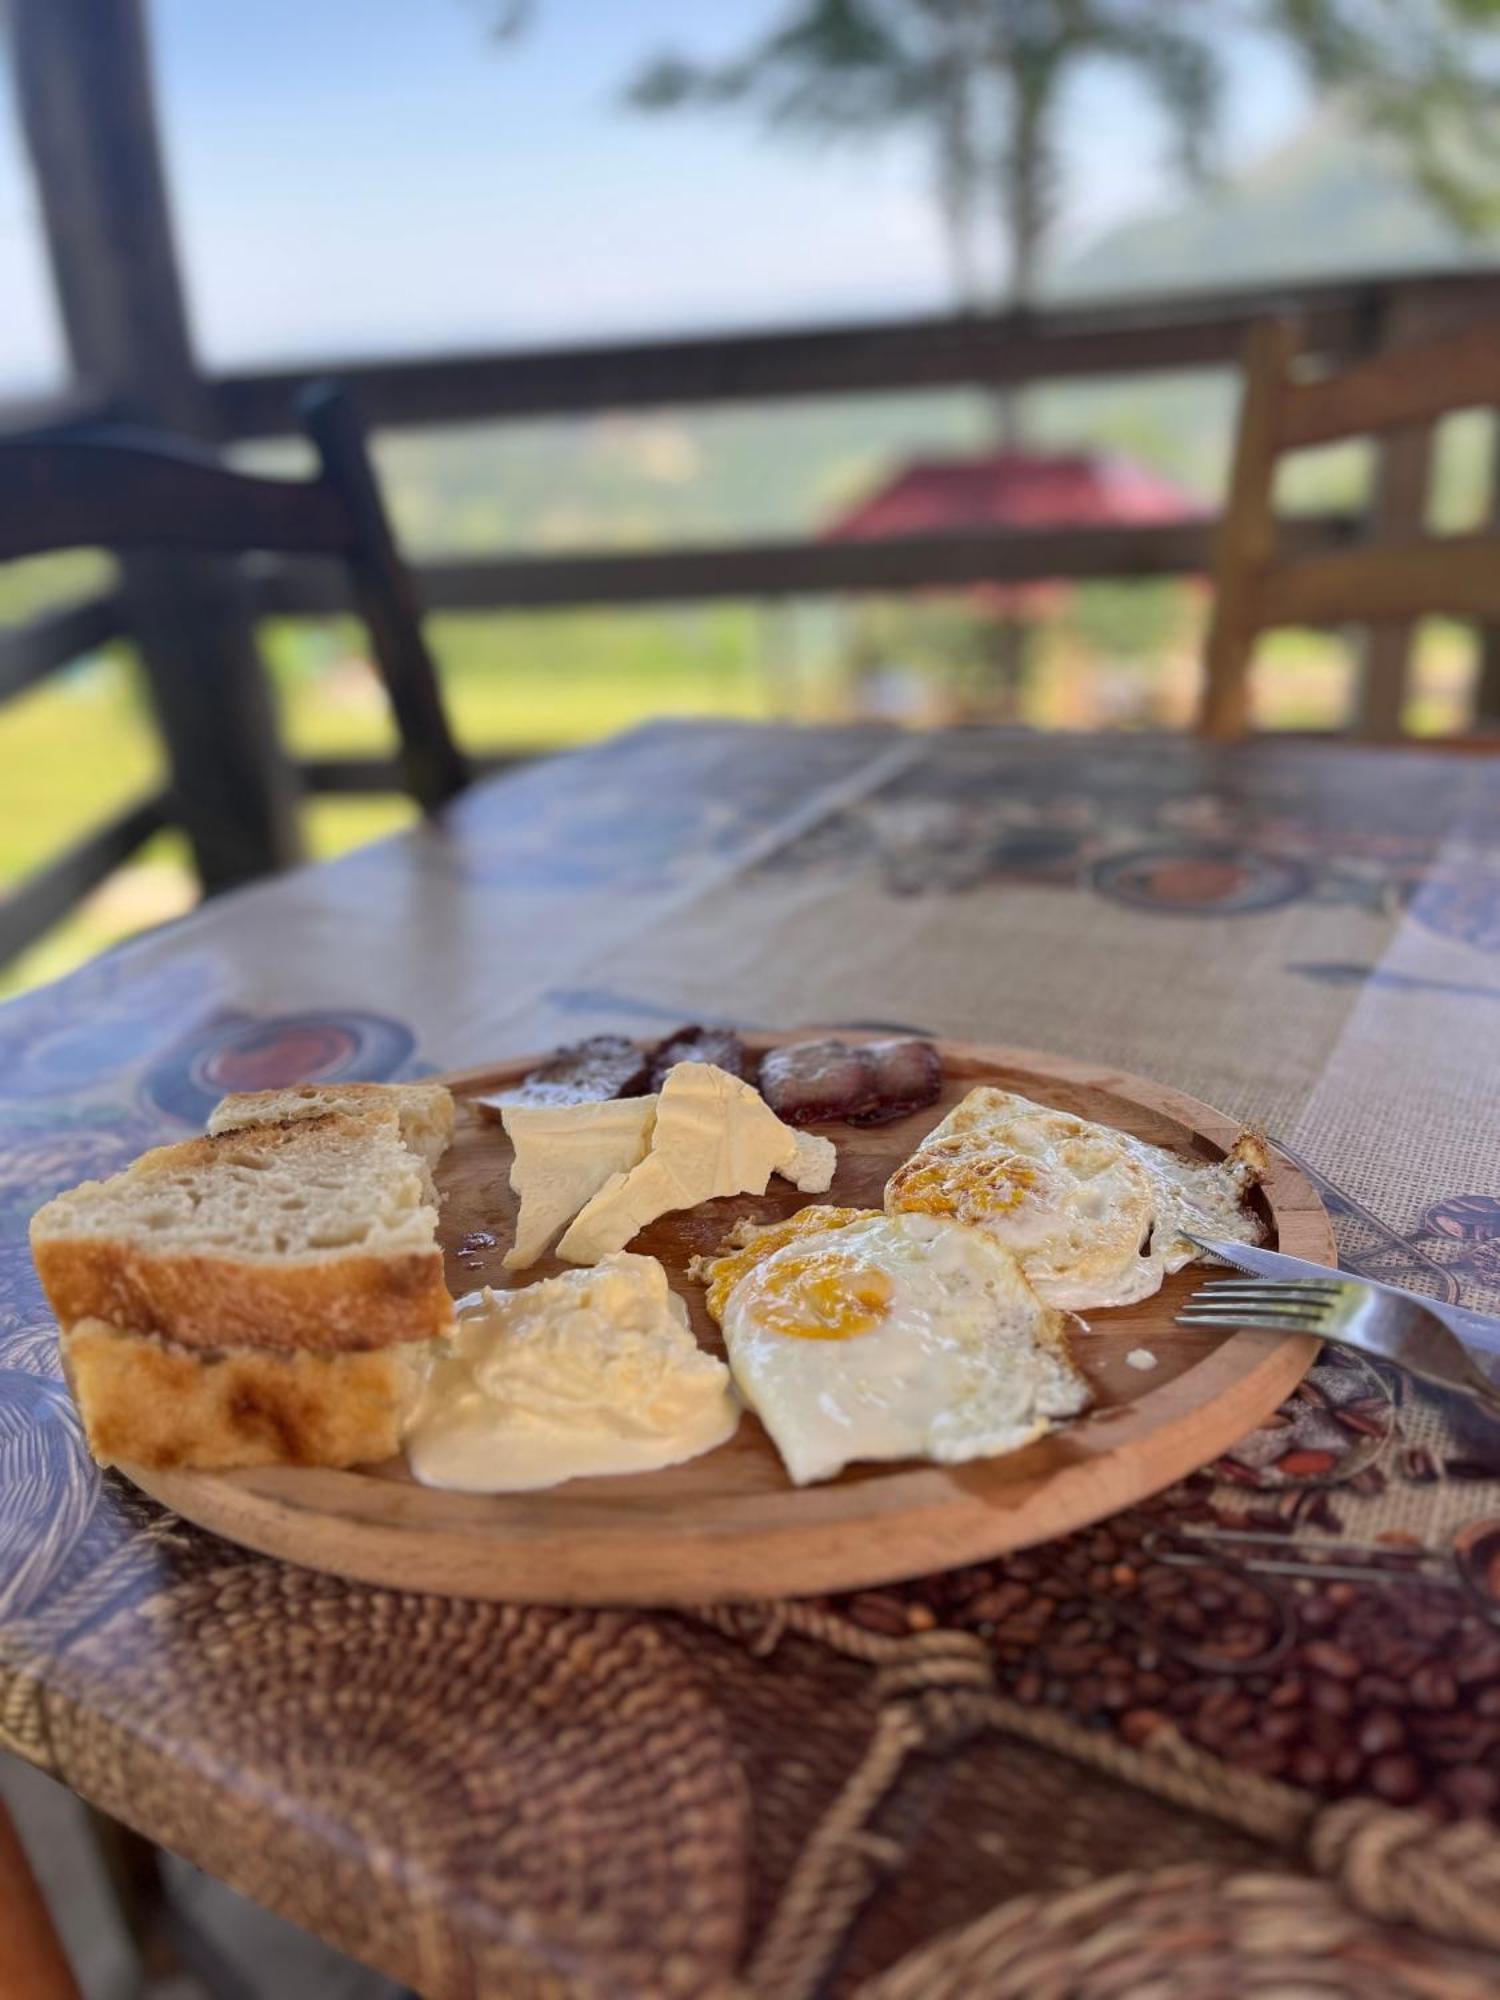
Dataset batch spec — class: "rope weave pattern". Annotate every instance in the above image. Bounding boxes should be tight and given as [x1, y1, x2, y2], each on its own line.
[744, 1703, 925, 2000]
[688, 1599, 1500, 1995]
[1311, 1800, 1500, 1956]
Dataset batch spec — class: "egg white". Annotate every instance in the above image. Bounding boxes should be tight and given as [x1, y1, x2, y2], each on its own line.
[1123, 1132, 1267, 1272]
[886, 1088, 1264, 1309]
[714, 1208, 1090, 1486]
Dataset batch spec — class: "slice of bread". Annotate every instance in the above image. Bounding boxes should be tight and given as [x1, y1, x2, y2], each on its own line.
[31, 1114, 453, 1356]
[63, 1318, 424, 1470]
[207, 1081, 454, 1180]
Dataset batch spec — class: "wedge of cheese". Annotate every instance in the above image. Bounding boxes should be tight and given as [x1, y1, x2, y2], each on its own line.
[501, 1097, 657, 1270]
[556, 1063, 836, 1265]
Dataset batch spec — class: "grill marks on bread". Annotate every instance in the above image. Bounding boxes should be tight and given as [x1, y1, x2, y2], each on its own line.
[207, 1081, 454, 1197]
[62, 1319, 424, 1470]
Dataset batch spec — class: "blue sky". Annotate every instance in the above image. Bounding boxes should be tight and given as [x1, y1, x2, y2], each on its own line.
[0, 0, 1307, 392]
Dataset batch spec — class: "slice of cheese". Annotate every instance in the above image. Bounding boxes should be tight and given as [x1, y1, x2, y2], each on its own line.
[556, 1063, 838, 1265]
[501, 1097, 657, 1270]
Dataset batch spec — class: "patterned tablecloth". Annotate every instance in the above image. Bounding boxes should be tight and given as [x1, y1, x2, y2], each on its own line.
[3, 722, 1500, 1997]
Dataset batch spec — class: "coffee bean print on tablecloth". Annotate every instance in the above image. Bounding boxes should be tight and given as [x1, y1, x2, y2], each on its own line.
[1216, 1352, 1395, 1498]
[836, 1481, 1500, 1827]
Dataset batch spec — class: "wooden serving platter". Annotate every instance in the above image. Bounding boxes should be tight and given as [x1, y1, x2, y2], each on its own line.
[132, 1037, 1332, 1605]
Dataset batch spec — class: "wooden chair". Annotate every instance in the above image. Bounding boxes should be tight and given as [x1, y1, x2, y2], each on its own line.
[1200, 317, 1500, 740]
[0, 382, 468, 831]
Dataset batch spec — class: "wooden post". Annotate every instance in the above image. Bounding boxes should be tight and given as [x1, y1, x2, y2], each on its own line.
[1198, 320, 1297, 740]
[1357, 298, 1437, 740]
[1359, 423, 1434, 738]
[9, 0, 302, 890]
[1476, 415, 1500, 729]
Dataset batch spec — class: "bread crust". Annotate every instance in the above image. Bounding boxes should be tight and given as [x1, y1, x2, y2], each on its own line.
[64, 1320, 422, 1470]
[33, 1237, 451, 1355]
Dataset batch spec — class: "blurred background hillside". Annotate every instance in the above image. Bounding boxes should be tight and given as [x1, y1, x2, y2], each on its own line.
[3, 0, 1499, 992]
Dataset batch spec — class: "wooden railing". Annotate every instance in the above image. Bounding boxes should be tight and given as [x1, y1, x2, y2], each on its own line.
[3, 260, 1499, 966]
[0, 590, 124, 705]
[253, 514, 1365, 621]
[210, 264, 1500, 432]
[214, 262, 1498, 655]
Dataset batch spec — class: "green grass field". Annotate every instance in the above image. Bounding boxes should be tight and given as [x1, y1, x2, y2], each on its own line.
[0, 593, 1481, 999]
[0, 603, 776, 994]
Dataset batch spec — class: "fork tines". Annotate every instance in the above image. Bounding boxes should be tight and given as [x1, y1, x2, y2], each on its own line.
[1177, 1276, 1344, 1332]
[1195, 1279, 1343, 1292]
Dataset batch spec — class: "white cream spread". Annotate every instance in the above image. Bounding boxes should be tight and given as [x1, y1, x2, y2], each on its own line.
[403, 1253, 739, 1491]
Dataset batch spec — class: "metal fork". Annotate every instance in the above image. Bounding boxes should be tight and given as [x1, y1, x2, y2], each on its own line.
[1177, 1275, 1500, 1421]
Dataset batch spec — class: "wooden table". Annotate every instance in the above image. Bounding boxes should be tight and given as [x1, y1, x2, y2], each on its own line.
[3, 723, 1500, 1996]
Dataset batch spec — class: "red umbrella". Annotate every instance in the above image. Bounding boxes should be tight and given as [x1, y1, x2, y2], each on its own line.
[822, 449, 1207, 613]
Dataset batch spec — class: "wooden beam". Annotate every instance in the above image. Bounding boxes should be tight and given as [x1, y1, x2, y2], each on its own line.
[413, 524, 1231, 606]
[254, 521, 1271, 616]
[0, 438, 354, 565]
[0, 592, 124, 706]
[0, 794, 168, 968]
[244, 516, 1355, 617]
[300, 753, 536, 794]
[10, 0, 302, 893]
[257, 525, 1223, 613]
[1260, 534, 1500, 629]
[210, 268, 1500, 439]
[1280, 320, 1500, 451]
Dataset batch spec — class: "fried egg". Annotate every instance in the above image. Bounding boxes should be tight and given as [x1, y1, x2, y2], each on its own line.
[696, 1205, 1090, 1486]
[886, 1088, 1266, 1310]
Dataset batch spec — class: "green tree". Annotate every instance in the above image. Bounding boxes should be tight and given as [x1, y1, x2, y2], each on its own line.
[1268, 0, 1500, 231]
[628, 1, 1221, 314]
[626, 0, 1500, 313]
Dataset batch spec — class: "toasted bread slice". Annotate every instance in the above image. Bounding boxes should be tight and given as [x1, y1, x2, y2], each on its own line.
[63, 1318, 425, 1470]
[207, 1080, 454, 1180]
[31, 1114, 453, 1355]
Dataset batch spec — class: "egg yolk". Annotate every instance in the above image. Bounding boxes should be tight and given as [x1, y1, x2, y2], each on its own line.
[890, 1148, 1037, 1222]
[703, 1205, 871, 1322]
[753, 1250, 894, 1340]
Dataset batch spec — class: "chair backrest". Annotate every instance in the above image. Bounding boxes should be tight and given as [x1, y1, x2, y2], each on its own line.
[1199, 317, 1500, 740]
[0, 383, 468, 812]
